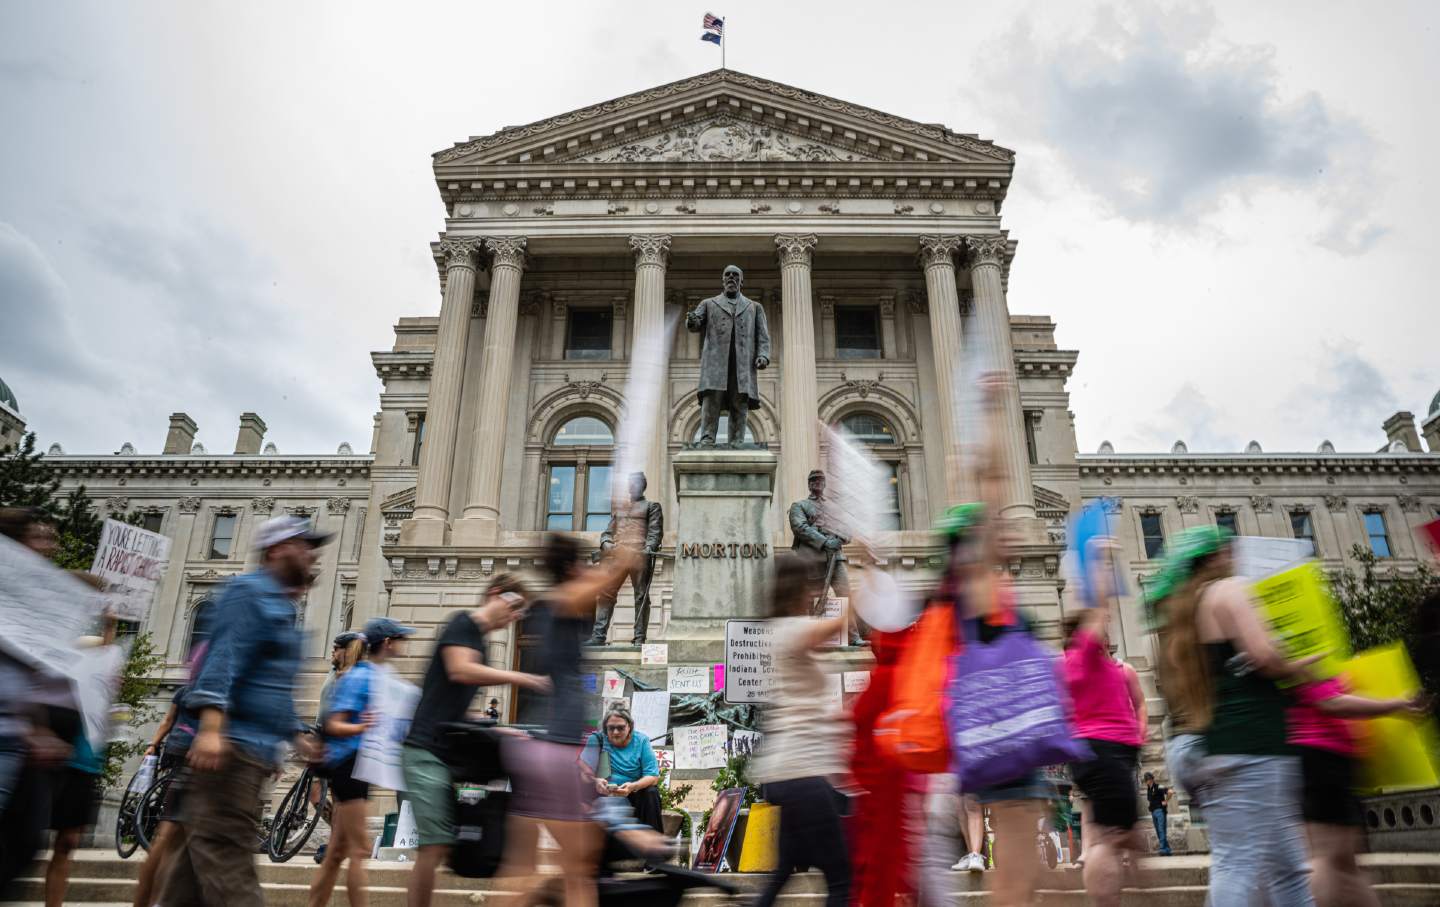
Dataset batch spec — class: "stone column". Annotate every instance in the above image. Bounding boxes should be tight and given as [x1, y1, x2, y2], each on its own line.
[775, 234, 820, 521]
[453, 237, 527, 545]
[629, 235, 672, 502]
[918, 235, 965, 503]
[403, 237, 482, 546]
[966, 235, 1036, 520]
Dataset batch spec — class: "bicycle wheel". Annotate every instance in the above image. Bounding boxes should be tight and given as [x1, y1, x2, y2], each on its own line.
[114, 781, 143, 859]
[134, 771, 173, 852]
[268, 770, 325, 863]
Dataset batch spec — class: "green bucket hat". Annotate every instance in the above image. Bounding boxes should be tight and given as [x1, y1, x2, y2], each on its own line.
[935, 502, 986, 543]
[1143, 525, 1233, 626]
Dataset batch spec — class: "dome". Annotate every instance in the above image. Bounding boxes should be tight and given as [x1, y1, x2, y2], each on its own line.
[118, 442, 136, 455]
[337, 442, 353, 455]
[1171, 440, 1189, 454]
[1388, 439, 1409, 453]
[1317, 440, 1336, 453]
[1245, 440, 1262, 454]
[0, 376, 17, 414]
[263, 442, 279, 454]
[1097, 440, 1115, 454]
[47, 443, 64, 456]
[190, 441, 206, 455]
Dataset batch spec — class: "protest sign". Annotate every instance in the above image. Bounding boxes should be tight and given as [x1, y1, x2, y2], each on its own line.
[641, 643, 669, 665]
[654, 747, 675, 777]
[1345, 643, 1440, 792]
[394, 801, 420, 849]
[631, 690, 670, 741]
[724, 619, 776, 704]
[1252, 561, 1350, 681]
[582, 673, 599, 694]
[90, 519, 172, 622]
[0, 535, 104, 677]
[843, 671, 871, 693]
[730, 729, 762, 757]
[1232, 536, 1314, 581]
[602, 670, 625, 698]
[674, 724, 728, 769]
[353, 665, 421, 790]
[667, 665, 709, 694]
[822, 597, 847, 647]
[712, 664, 724, 691]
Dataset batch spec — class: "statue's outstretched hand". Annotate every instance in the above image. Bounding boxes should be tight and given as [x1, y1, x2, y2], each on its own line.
[755, 356, 769, 369]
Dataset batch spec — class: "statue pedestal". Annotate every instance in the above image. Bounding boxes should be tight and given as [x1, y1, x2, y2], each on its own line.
[668, 448, 777, 639]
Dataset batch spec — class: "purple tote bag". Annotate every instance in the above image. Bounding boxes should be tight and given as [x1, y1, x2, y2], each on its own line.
[945, 619, 1091, 790]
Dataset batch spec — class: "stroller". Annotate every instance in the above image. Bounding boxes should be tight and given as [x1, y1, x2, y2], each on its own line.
[438, 721, 739, 907]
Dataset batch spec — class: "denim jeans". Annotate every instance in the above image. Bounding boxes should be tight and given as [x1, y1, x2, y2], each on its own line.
[1150, 807, 1171, 854]
[1200, 755, 1313, 907]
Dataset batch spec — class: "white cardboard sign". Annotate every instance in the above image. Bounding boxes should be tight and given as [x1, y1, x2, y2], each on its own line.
[631, 690, 671, 742]
[843, 670, 871, 693]
[353, 664, 421, 791]
[667, 665, 709, 694]
[90, 519, 172, 622]
[602, 670, 626, 698]
[0, 535, 104, 677]
[674, 724, 728, 769]
[641, 643, 669, 665]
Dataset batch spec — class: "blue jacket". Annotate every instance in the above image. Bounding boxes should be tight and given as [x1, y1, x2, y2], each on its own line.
[322, 661, 374, 768]
[185, 570, 304, 767]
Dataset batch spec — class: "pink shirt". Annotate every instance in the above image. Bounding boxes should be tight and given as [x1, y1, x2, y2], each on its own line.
[1287, 677, 1359, 757]
[1063, 627, 1143, 746]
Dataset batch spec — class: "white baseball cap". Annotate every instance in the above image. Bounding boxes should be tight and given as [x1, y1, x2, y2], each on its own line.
[252, 515, 333, 551]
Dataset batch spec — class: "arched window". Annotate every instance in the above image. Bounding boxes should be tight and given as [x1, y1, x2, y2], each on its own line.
[837, 411, 903, 530]
[691, 414, 756, 445]
[544, 415, 614, 531]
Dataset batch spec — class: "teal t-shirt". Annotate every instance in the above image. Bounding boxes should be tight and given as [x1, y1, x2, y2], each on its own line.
[68, 732, 104, 776]
[589, 729, 659, 785]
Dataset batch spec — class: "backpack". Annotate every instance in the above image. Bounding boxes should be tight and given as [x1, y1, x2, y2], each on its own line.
[873, 600, 958, 773]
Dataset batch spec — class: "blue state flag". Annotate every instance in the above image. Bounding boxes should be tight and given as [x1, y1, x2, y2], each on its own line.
[701, 32, 722, 45]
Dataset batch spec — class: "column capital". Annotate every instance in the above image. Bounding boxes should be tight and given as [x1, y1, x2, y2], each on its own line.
[628, 234, 672, 268]
[917, 234, 963, 270]
[964, 234, 1007, 269]
[774, 233, 818, 268]
[438, 237, 484, 271]
[483, 236, 528, 270]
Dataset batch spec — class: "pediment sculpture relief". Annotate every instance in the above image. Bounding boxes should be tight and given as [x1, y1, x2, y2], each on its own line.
[574, 117, 875, 163]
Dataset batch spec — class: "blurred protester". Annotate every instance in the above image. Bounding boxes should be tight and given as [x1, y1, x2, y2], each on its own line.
[309, 630, 365, 865]
[308, 617, 414, 907]
[1149, 527, 1318, 907]
[494, 532, 635, 907]
[402, 574, 546, 907]
[749, 552, 852, 907]
[585, 704, 663, 833]
[1142, 772, 1172, 856]
[589, 471, 662, 646]
[1289, 675, 1426, 906]
[0, 508, 79, 899]
[1062, 600, 1146, 907]
[159, 515, 332, 907]
[851, 628, 923, 905]
[950, 795, 987, 873]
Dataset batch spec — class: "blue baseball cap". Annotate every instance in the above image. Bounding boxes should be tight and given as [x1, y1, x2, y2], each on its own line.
[363, 617, 416, 647]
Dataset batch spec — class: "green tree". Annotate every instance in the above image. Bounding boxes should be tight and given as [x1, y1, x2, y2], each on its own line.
[0, 431, 61, 513]
[1333, 544, 1440, 653]
[103, 633, 164, 788]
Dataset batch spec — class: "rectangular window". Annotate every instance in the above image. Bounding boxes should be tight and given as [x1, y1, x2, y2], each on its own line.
[1364, 511, 1391, 558]
[411, 414, 426, 466]
[835, 306, 881, 359]
[1215, 511, 1238, 535]
[584, 464, 612, 532]
[545, 466, 577, 530]
[1024, 413, 1039, 466]
[1140, 513, 1165, 559]
[208, 513, 236, 560]
[878, 462, 903, 530]
[1290, 511, 1318, 557]
[565, 309, 612, 360]
[141, 512, 164, 534]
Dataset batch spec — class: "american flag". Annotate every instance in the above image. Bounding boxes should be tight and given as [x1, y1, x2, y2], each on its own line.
[703, 12, 724, 32]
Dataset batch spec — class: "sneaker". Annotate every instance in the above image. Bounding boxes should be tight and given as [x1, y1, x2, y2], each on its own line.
[952, 852, 985, 873]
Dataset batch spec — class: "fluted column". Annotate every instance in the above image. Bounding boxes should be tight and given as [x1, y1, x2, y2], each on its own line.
[918, 235, 965, 503]
[966, 234, 1036, 519]
[405, 238, 483, 543]
[775, 234, 820, 522]
[454, 237, 527, 544]
[629, 235, 672, 502]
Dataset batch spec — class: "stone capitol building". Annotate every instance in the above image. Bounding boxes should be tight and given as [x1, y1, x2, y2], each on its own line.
[18, 70, 1440, 736]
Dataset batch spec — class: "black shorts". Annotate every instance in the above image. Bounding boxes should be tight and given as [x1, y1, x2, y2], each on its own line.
[159, 765, 190, 823]
[50, 768, 101, 831]
[1070, 739, 1141, 830]
[1301, 746, 1364, 827]
[329, 756, 370, 803]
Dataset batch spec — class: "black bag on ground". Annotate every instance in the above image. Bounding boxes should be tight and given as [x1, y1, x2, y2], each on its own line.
[447, 786, 509, 879]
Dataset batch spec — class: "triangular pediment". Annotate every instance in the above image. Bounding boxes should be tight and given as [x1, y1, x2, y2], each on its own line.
[434, 69, 1012, 169]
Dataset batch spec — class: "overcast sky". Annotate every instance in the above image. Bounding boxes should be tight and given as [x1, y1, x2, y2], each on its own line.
[2, 1, 1435, 457]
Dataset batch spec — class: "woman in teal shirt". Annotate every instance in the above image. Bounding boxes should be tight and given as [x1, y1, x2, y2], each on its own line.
[586, 705, 662, 832]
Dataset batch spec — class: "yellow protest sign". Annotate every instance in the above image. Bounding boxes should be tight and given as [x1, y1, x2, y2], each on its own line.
[1252, 561, 1351, 681]
[1344, 644, 1440, 792]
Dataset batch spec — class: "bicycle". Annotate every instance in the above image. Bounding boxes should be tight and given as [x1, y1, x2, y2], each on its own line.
[114, 766, 148, 859]
[268, 763, 329, 862]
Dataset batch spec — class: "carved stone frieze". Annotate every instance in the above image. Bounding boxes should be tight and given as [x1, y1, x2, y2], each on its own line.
[628, 234, 672, 268]
[327, 497, 351, 515]
[563, 372, 608, 399]
[917, 235, 962, 269]
[840, 371, 885, 399]
[470, 291, 490, 319]
[178, 497, 201, 514]
[1250, 495, 1274, 513]
[104, 497, 129, 514]
[775, 233, 818, 268]
[1399, 495, 1422, 513]
[251, 496, 276, 514]
[575, 116, 873, 164]
[1324, 495, 1349, 513]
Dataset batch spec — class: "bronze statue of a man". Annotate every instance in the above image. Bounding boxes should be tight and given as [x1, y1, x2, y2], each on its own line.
[687, 265, 771, 447]
[590, 472, 663, 646]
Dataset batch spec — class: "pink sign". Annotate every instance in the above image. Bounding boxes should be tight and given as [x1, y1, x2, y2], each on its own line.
[712, 664, 725, 692]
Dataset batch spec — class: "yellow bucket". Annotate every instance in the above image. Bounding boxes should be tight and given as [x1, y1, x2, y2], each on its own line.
[736, 802, 780, 872]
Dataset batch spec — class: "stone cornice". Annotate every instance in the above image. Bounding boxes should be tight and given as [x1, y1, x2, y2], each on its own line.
[372, 351, 433, 380]
[1077, 454, 1440, 478]
[434, 69, 1013, 168]
[45, 457, 373, 481]
[1014, 350, 1079, 377]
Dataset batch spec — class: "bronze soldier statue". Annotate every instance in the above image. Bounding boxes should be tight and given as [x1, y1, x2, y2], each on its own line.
[788, 469, 862, 645]
[687, 265, 771, 447]
[589, 472, 663, 645]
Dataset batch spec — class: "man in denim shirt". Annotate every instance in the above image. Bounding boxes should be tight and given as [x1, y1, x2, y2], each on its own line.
[161, 516, 331, 907]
